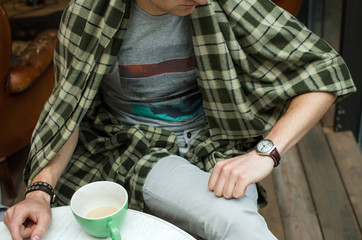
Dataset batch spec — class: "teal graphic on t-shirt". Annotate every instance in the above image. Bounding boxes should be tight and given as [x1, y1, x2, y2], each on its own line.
[131, 96, 203, 121]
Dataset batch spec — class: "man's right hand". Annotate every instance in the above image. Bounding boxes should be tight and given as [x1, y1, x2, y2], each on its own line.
[3, 191, 52, 240]
[3, 126, 79, 240]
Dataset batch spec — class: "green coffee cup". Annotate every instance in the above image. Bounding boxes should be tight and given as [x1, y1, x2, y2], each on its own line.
[70, 181, 128, 240]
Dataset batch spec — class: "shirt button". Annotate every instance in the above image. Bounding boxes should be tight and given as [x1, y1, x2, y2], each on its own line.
[187, 132, 192, 138]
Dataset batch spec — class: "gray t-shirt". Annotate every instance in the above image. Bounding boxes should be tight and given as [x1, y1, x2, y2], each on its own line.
[101, 2, 206, 133]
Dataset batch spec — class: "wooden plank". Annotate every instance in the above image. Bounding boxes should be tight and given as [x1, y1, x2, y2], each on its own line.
[298, 123, 361, 239]
[259, 174, 285, 240]
[326, 131, 362, 233]
[272, 146, 323, 240]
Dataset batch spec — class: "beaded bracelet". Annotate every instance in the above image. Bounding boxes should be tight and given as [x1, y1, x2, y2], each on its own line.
[24, 181, 58, 204]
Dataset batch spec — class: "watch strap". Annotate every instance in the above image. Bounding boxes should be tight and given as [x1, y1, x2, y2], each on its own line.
[270, 147, 281, 167]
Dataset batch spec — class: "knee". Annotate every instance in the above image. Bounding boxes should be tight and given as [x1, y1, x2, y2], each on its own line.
[202, 197, 275, 240]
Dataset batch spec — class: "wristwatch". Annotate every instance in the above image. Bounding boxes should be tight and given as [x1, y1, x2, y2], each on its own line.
[255, 139, 281, 167]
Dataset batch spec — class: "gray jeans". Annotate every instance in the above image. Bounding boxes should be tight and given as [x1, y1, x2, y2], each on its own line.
[143, 129, 276, 239]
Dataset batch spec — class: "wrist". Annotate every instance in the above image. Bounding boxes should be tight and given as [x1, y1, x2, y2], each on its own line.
[25, 190, 51, 202]
[255, 139, 281, 167]
[251, 150, 275, 168]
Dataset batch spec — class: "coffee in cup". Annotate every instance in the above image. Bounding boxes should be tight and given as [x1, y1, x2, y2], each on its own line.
[70, 181, 128, 240]
[86, 206, 119, 218]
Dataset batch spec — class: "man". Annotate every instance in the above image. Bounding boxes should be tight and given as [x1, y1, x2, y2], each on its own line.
[3, 0, 356, 239]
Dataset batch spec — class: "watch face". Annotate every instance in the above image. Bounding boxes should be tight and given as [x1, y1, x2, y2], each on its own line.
[256, 140, 274, 153]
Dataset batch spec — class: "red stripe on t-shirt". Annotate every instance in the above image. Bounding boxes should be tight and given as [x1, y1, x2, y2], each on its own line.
[118, 55, 195, 78]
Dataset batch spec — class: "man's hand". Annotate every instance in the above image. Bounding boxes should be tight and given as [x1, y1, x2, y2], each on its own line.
[3, 192, 52, 240]
[3, 126, 78, 240]
[208, 91, 337, 199]
[208, 150, 274, 198]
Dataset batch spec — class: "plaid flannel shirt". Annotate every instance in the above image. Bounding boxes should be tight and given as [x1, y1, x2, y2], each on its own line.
[24, 0, 356, 210]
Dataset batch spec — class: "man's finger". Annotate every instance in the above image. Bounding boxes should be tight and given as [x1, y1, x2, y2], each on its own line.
[233, 177, 248, 198]
[223, 168, 240, 199]
[4, 208, 29, 240]
[208, 159, 229, 191]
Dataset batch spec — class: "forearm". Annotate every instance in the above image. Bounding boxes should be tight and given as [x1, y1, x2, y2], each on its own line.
[208, 91, 337, 198]
[27, 125, 79, 200]
[265, 91, 336, 155]
[3, 126, 80, 240]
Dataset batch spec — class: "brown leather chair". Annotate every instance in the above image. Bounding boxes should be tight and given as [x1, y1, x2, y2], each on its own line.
[0, 4, 56, 198]
[273, 0, 304, 17]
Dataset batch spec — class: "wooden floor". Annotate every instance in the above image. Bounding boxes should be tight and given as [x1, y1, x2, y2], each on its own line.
[259, 123, 362, 240]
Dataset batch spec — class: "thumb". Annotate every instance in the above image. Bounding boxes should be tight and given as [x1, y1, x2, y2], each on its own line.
[31, 214, 51, 240]
[31, 234, 42, 240]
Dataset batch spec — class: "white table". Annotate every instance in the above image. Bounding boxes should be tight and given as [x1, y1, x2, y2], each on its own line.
[0, 206, 196, 240]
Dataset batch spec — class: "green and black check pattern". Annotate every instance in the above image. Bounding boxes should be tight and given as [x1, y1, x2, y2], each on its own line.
[24, 0, 356, 211]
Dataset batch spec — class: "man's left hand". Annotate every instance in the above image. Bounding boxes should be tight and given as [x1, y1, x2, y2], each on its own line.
[208, 151, 274, 198]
